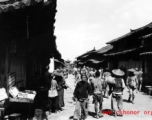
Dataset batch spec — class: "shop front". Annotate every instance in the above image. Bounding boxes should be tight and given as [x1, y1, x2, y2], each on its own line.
[0, 0, 60, 119]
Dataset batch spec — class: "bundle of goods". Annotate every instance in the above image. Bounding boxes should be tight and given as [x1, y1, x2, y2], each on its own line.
[106, 76, 115, 84]
[0, 88, 8, 101]
[9, 87, 36, 100]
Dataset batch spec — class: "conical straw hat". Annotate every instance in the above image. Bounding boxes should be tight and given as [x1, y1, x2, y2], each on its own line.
[112, 69, 124, 76]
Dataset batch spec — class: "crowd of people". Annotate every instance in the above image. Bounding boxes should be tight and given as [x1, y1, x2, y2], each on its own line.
[72, 66, 143, 120]
[47, 68, 69, 114]
[34, 67, 69, 118]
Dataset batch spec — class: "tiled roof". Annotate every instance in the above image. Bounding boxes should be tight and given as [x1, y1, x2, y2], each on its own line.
[104, 47, 139, 56]
[75, 48, 96, 59]
[139, 33, 152, 39]
[95, 45, 113, 54]
[86, 59, 104, 64]
[106, 22, 152, 44]
[0, 0, 51, 13]
[140, 51, 152, 55]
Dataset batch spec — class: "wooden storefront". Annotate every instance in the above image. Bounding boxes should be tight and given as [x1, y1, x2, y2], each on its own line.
[0, 0, 60, 90]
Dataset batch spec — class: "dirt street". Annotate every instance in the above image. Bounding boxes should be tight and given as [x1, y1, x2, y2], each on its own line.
[47, 74, 152, 120]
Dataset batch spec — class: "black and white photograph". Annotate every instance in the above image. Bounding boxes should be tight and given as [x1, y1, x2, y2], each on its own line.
[0, 0, 152, 120]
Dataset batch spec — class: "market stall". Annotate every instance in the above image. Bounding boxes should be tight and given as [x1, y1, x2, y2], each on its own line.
[0, 72, 37, 119]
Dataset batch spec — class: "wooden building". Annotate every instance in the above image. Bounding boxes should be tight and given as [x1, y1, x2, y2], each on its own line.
[75, 45, 113, 69]
[91, 45, 113, 69]
[0, 0, 62, 90]
[104, 22, 152, 86]
[139, 32, 152, 86]
[75, 48, 96, 67]
[104, 23, 152, 69]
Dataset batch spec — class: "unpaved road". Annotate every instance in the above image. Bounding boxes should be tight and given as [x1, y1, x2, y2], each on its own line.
[47, 74, 152, 120]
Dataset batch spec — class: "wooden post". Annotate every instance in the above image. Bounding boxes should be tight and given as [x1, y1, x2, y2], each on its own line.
[5, 38, 10, 93]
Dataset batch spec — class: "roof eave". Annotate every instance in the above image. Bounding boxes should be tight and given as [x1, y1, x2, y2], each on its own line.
[106, 22, 152, 44]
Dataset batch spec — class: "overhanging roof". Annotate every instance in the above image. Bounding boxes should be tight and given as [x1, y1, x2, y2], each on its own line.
[95, 45, 113, 54]
[0, 0, 52, 13]
[140, 51, 152, 56]
[54, 59, 64, 65]
[106, 22, 152, 44]
[76, 48, 96, 59]
[104, 47, 140, 56]
[86, 59, 104, 64]
[139, 33, 152, 39]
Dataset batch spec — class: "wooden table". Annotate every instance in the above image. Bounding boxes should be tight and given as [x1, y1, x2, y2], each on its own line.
[9, 98, 34, 119]
[9, 98, 33, 103]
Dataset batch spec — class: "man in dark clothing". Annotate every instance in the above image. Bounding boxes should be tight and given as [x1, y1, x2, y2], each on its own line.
[73, 74, 92, 120]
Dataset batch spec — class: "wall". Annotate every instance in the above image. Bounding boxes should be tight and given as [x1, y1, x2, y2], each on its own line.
[144, 56, 152, 85]
[8, 37, 27, 89]
[118, 60, 142, 70]
[0, 39, 7, 88]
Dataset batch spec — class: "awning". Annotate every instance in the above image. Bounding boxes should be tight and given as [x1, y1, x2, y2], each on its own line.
[104, 47, 138, 56]
[54, 59, 64, 65]
[140, 51, 152, 56]
[86, 59, 104, 64]
[0, 0, 52, 13]
[80, 53, 91, 59]
[139, 33, 152, 39]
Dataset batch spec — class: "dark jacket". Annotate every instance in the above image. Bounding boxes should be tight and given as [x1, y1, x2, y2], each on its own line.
[73, 81, 92, 100]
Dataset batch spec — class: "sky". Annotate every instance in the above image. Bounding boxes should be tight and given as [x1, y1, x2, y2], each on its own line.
[54, 0, 152, 61]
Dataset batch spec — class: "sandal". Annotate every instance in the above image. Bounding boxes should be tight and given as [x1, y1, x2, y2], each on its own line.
[113, 110, 117, 117]
[94, 115, 99, 119]
[117, 114, 123, 117]
[98, 114, 103, 118]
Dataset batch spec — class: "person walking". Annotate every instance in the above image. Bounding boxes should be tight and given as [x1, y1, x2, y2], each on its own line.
[134, 68, 139, 93]
[138, 69, 143, 92]
[73, 74, 92, 120]
[103, 71, 115, 97]
[120, 66, 127, 85]
[60, 70, 69, 106]
[111, 69, 125, 117]
[54, 71, 68, 112]
[134, 68, 143, 92]
[74, 71, 81, 87]
[90, 71, 104, 119]
[102, 72, 112, 99]
[126, 69, 138, 104]
[88, 71, 95, 84]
